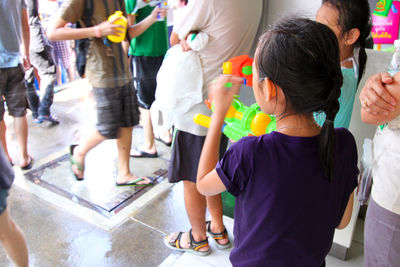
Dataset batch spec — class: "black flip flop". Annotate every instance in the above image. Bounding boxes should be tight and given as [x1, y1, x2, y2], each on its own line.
[155, 136, 172, 147]
[130, 147, 158, 158]
[20, 156, 34, 170]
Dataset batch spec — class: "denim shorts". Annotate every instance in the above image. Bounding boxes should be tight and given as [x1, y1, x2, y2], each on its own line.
[0, 64, 28, 120]
[0, 189, 9, 216]
[92, 82, 140, 139]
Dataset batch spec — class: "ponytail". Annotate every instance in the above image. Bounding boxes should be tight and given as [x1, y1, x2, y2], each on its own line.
[319, 82, 340, 182]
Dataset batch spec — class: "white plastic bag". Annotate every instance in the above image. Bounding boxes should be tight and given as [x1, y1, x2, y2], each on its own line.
[357, 138, 373, 206]
[151, 32, 208, 133]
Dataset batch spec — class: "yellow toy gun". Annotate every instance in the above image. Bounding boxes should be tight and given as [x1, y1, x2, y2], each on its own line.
[194, 96, 276, 141]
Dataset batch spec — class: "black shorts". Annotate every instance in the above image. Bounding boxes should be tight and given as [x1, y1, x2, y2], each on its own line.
[131, 55, 164, 109]
[168, 130, 228, 183]
[0, 64, 28, 120]
[93, 82, 140, 139]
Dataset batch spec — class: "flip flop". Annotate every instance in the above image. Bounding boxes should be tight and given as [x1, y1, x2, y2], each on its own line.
[20, 156, 34, 170]
[115, 176, 154, 187]
[130, 147, 158, 158]
[155, 136, 172, 147]
[69, 144, 84, 181]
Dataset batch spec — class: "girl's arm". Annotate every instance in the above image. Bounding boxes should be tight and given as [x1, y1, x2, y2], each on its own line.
[337, 192, 354, 229]
[361, 72, 400, 125]
[47, 16, 123, 41]
[196, 75, 243, 196]
[127, 7, 166, 39]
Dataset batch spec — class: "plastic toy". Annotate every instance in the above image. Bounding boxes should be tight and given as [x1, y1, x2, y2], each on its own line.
[107, 11, 127, 43]
[222, 55, 253, 87]
[194, 96, 276, 141]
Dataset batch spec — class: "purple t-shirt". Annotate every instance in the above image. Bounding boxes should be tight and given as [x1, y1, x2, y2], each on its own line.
[216, 129, 359, 267]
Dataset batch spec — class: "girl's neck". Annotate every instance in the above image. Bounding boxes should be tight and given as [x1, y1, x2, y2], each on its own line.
[275, 113, 321, 137]
[341, 46, 354, 68]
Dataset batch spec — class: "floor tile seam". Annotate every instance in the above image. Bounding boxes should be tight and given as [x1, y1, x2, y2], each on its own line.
[130, 217, 167, 236]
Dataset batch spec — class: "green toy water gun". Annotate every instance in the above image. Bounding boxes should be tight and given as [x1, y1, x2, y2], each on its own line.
[194, 96, 276, 141]
[374, 0, 393, 17]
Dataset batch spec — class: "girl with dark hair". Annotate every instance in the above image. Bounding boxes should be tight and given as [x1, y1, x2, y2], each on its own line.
[315, 0, 372, 128]
[196, 17, 359, 266]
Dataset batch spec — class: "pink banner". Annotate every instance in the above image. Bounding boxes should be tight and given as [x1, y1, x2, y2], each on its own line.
[372, 1, 400, 44]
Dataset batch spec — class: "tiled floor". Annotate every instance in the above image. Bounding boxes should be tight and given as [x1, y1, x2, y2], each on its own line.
[0, 79, 366, 266]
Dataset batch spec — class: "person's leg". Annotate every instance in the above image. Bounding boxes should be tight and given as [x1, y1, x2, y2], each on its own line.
[206, 194, 229, 245]
[131, 56, 163, 156]
[0, 193, 28, 267]
[13, 116, 30, 167]
[67, 65, 75, 82]
[164, 131, 209, 252]
[24, 67, 40, 120]
[184, 180, 208, 244]
[0, 121, 12, 163]
[36, 45, 57, 119]
[71, 129, 106, 179]
[364, 198, 400, 266]
[115, 127, 151, 184]
[131, 107, 157, 155]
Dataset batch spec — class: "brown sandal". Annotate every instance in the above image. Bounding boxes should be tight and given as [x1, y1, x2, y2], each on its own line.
[206, 220, 231, 249]
[164, 229, 210, 256]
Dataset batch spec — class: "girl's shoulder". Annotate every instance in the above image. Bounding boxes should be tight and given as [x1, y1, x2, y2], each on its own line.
[334, 128, 358, 160]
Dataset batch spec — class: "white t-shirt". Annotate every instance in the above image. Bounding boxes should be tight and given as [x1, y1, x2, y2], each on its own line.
[371, 116, 400, 215]
[172, 0, 262, 135]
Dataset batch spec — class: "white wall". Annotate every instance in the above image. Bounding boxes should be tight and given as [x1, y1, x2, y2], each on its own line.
[266, 0, 321, 25]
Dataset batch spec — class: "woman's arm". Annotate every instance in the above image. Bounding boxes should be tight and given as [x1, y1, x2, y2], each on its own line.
[361, 72, 400, 125]
[196, 75, 243, 196]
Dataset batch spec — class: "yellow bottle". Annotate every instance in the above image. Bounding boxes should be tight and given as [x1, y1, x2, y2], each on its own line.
[107, 11, 127, 43]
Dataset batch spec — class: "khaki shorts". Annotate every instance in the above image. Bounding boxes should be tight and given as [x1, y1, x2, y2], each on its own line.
[0, 64, 28, 120]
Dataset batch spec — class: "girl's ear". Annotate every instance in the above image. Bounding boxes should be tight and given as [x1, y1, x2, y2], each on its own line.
[344, 28, 360, 46]
[264, 78, 276, 102]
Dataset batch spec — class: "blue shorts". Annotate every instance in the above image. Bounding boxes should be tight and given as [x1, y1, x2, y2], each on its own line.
[0, 189, 9, 215]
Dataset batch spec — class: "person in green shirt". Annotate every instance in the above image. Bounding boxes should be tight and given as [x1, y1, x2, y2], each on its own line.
[125, 0, 171, 158]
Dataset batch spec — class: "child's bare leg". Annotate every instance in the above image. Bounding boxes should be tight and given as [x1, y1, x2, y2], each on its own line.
[0, 208, 28, 267]
[116, 127, 150, 184]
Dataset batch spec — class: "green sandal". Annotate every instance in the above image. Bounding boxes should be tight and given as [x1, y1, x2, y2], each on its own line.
[70, 144, 84, 181]
[206, 220, 231, 250]
[164, 229, 210, 256]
